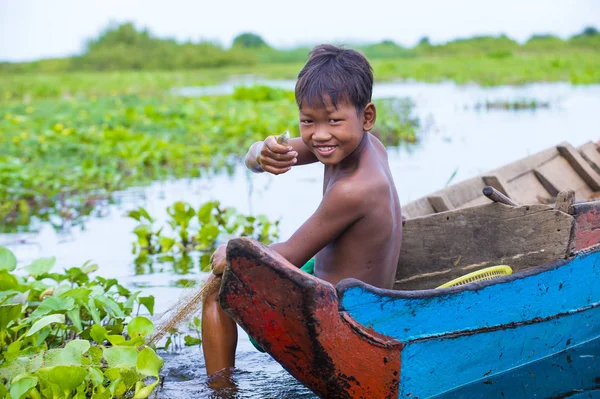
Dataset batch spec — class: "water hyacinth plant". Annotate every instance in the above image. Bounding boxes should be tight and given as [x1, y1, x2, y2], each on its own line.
[128, 200, 280, 273]
[0, 86, 419, 232]
[0, 247, 163, 399]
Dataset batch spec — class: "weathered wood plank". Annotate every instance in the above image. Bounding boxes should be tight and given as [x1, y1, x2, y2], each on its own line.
[557, 143, 600, 191]
[533, 169, 560, 197]
[427, 195, 454, 212]
[394, 203, 574, 290]
[402, 198, 436, 219]
[505, 171, 554, 205]
[457, 194, 491, 210]
[437, 176, 486, 210]
[490, 145, 561, 182]
[537, 155, 592, 201]
[578, 141, 600, 176]
[555, 189, 575, 215]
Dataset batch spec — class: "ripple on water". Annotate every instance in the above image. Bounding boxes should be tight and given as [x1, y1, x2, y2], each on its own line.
[158, 345, 316, 399]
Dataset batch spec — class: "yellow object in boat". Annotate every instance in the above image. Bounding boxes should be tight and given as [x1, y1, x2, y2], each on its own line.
[437, 265, 513, 289]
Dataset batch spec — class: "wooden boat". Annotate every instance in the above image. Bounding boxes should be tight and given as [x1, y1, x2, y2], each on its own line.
[403, 140, 600, 217]
[218, 141, 600, 398]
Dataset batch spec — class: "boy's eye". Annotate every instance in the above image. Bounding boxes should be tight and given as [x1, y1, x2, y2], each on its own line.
[329, 119, 341, 123]
[301, 119, 313, 124]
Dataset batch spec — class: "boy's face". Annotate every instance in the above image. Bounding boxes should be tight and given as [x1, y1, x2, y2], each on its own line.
[299, 96, 374, 166]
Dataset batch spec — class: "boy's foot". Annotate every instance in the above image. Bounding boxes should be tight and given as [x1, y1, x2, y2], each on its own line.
[206, 367, 238, 394]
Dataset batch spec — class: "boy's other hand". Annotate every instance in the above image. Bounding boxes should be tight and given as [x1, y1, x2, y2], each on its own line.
[259, 136, 298, 175]
[211, 244, 227, 275]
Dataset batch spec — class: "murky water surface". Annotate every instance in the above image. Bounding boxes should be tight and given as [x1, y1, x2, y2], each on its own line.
[5, 82, 600, 398]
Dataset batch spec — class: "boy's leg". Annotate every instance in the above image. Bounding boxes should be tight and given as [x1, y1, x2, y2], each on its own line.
[202, 274, 238, 375]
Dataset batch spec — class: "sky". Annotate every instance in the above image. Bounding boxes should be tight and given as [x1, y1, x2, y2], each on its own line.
[1, 0, 599, 62]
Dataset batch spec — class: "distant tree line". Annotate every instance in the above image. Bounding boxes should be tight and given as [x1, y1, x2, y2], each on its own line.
[1, 23, 598, 73]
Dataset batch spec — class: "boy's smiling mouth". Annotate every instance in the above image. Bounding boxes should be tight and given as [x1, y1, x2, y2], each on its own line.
[314, 145, 337, 156]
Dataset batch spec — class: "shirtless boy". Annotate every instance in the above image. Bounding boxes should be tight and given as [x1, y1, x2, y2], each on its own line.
[202, 44, 403, 377]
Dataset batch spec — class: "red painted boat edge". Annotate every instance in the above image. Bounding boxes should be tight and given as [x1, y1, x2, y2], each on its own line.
[219, 237, 403, 399]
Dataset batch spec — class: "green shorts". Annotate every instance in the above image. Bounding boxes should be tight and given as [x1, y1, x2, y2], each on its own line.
[248, 259, 315, 353]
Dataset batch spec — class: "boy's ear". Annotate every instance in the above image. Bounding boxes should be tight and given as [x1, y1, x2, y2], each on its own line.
[362, 103, 376, 131]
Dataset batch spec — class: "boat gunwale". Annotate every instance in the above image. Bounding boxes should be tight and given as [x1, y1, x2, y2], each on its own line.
[336, 242, 600, 303]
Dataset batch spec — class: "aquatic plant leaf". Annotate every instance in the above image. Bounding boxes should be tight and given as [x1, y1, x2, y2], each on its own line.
[138, 296, 154, 315]
[88, 347, 103, 367]
[88, 366, 104, 385]
[28, 296, 75, 321]
[184, 335, 201, 346]
[127, 207, 154, 223]
[9, 375, 38, 399]
[0, 247, 17, 271]
[36, 366, 87, 394]
[135, 347, 163, 378]
[0, 303, 21, 330]
[26, 314, 65, 337]
[80, 261, 98, 275]
[5, 341, 22, 362]
[0, 270, 20, 291]
[105, 367, 138, 396]
[158, 236, 176, 253]
[67, 308, 83, 332]
[93, 295, 125, 318]
[85, 298, 102, 325]
[0, 358, 27, 382]
[133, 381, 158, 399]
[0, 290, 19, 306]
[103, 347, 139, 368]
[60, 287, 92, 304]
[44, 340, 89, 367]
[90, 324, 107, 344]
[128, 316, 154, 339]
[106, 334, 126, 346]
[24, 257, 56, 277]
[197, 201, 219, 223]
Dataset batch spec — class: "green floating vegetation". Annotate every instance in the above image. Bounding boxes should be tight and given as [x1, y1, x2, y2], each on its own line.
[0, 247, 164, 399]
[129, 200, 280, 274]
[473, 99, 551, 110]
[0, 86, 418, 232]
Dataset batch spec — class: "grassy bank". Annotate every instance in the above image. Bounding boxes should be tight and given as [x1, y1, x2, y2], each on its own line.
[2, 52, 599, 103]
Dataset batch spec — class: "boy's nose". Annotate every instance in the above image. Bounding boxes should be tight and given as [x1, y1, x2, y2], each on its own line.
[313, 125, 332, 141]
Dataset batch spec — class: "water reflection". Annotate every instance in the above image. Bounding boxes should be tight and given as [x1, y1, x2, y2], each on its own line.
[133, 253, 210, 277]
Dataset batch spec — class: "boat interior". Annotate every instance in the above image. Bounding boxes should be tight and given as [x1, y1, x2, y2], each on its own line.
[395, 141, 600, 290]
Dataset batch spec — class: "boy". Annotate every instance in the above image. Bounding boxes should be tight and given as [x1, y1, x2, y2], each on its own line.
[203, 44, 403, 378]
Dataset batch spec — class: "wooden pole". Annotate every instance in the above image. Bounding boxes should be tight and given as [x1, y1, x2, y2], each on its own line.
[483, 186, 519, 207]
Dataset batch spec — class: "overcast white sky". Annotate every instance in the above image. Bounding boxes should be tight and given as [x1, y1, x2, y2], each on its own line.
[1, 0, 599, 62]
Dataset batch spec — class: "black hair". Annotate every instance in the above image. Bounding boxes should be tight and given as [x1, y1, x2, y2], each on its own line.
[295, 44, 373, 113]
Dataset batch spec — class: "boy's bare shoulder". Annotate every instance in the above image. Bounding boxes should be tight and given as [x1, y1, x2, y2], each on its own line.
[324, 177, 369, 214]
[327, 168, 389, 211]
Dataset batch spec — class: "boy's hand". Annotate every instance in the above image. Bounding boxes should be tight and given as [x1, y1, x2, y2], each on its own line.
[258, 136, 298, 175]
[211, 244, 227, 275]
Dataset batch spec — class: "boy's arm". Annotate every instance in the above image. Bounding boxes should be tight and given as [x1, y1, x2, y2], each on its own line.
[245, 137, 317, 174]
[270, 180, 364, 267]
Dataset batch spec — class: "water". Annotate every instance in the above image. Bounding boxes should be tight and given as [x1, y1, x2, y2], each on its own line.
[5, 81, 600, 398]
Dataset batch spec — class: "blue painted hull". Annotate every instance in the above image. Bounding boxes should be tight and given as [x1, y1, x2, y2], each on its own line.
[338, 249, 600, 398]
[433, 336, 600, 398]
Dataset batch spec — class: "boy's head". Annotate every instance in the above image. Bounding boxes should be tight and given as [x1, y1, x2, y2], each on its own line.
[295, 44, 373, 113]
[295, 45, 376, 166]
